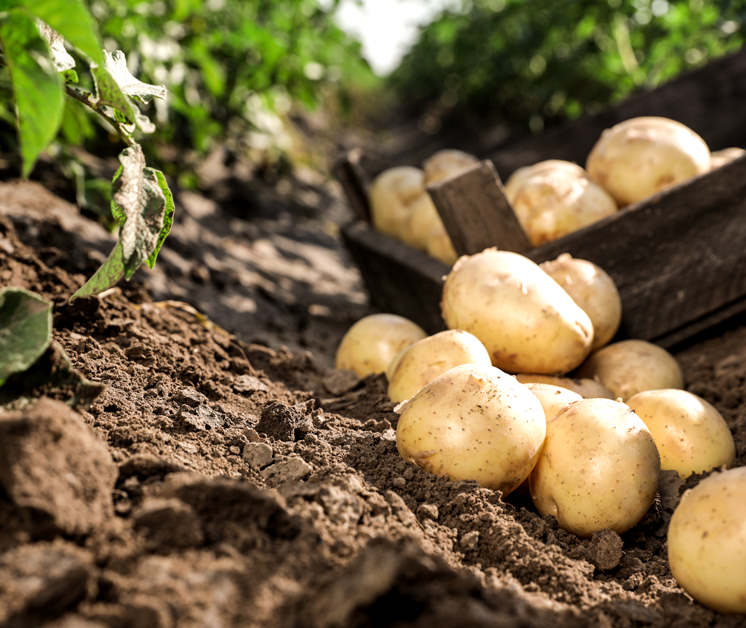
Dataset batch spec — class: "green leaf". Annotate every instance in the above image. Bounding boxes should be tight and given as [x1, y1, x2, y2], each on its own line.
[0, 288, 53, 387]
[69, 241, 126, 302]
[17, 0, 105, 66]
[0, 9, 63, 177]
[70, 145, 173, 301]
[91, 65, 135, 125]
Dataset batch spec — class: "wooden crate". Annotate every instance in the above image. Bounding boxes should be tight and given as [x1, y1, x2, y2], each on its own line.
[334, 50, 746, 348]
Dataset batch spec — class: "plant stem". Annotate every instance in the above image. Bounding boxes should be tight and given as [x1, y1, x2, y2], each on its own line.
[65, 84, 135, 146]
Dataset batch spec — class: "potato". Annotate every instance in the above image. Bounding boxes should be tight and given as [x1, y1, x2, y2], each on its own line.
[516, 374, 615, 399]
[396, 363, 546, 494]
[667, 467, 746, 613]
[586, 116, 710, 206]
[504, 160, 587, 205]
[509, 166, 617, 245]
[368, 166, 428, 244]
[530, 398, 660, 536]
[387, 330, 491, 403]
[540, 254, 622, 350]
[423, 149, 479, 185]
[524, 383, 582, 422]
[441, 248, 594, 374]
[426, 227, 458, 265]
[626, 389, 735, 478]
[576, 339, 683, 400]
[405, 192, 442, 250]
[710, 146, 744, 170]
[335, 314, 426, 377]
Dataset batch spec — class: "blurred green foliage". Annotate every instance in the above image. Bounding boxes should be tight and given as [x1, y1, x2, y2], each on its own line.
[390, 0, 746, 132]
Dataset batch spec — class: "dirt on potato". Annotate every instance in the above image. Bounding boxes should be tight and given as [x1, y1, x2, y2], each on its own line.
[1, 177, 745, 628]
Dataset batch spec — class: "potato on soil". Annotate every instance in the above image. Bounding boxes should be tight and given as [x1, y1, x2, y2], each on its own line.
[441, 248, 594, 374]
[369, 166, 428, 245]
[710, 146, 745, 169]
[516, 374, 614, 399]
[524, 383, 582, 422]
[508, 164, 617, 245]
[576, 339, 683, 400]
[423, 149, 479, 185]
[335, 314, 426, 378]
[387, 330, 491, 403]
[586, 116, 710, 206]
[396, 363, 546, 494]
[540, 254, 622, 350]
[626, 389, 735, 478]
[667, 467, 746, 613]
[529, 398, 660, 537]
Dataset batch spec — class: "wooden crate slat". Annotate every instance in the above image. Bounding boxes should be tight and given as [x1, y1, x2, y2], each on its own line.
[340, 220, 447, 334]
[332, 149, 372, 222]
[528, 155, 746, 343]
[426, 160, 531, 256]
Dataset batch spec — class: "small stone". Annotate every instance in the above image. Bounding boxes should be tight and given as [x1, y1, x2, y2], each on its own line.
[228, 446, 241, 455]
[243, 442, 273, 468]
[233, 375, 269, 394]
[244, 428, 261, 442]
[392, 477, 406, 488]
[256, 401, 313, 441]
[460, 530, 479, 549]
[178, 405, 225, 431]
[175, 387, 207, 407]
[323, 369, 360, 396]
[262, 457, 312, 484]
[589, 529, 623, 570]
[416, 504, 439, 521]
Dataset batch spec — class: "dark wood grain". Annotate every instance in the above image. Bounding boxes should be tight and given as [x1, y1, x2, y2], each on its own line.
[528, 155, 746, 345]
[426, 160, 531, 256]
[332, 149, 372, 222]
[340, 221, 448, 334]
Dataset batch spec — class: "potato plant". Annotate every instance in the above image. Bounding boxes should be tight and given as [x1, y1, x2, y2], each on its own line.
[0, 0, 173, 300]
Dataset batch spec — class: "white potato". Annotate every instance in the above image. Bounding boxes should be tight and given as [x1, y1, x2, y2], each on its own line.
[504, 160, 587, 205]
[368, 166, 428, 244]
[516, 374, 615, 399]
[668, 467, 746, 613]
[423, 149, 479, 185]
[626, 389, 735, 478]
[530, 398, 660, 536]
[524, 383, 582, 422]
[335, 314, 426, 378]
[387, 330, 491, 403]
[510, 167, 617, 245]
[576, 339, 683, 400]
[540, 254, 622, 350]
[586, 116, 710, 206]
[426, 226, 458, 265]
[396, 364, 546, 494]
[405, 192, 442, 250]
[710, 146, 744, 170]
[441, 248, 594, 374]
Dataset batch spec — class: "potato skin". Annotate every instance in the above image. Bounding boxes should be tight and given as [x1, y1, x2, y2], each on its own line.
[524, 383, 582, 422]
[387, 330, 491, 403]
[710, 146, 744, 170]
[396, 363, 546, 494]
[369, 167, 427, 244]
[626, 389, 735, 478]
[335, 314, 426, 378]
[516, 374, 614, 399]
[586, 116, 710, 206]
[576, 339, 683, 400]
[441, 248, 594, 374]
[423, 149, 479, 185]
[667, 468, 746, 613]
[504, 160, 587, 205]
[529, 398, 660, 536]
[540, 254, 622, 350]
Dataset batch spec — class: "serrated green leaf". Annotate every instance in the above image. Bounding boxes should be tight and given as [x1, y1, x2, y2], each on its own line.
[69, 240, 125, 302]
[0, 288, 53, 387]
[16, 0, 104, 66]
[91, 65, 135, 125]
[146, 168, 174, 268]
[0, 9, 64, 177]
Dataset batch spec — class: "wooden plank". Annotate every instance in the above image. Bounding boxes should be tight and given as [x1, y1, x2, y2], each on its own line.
[340, 220, 447, 334]
[490, 49, 746, 177]
[528, 154, 746, 344]
[332, 149, 372, 222]
[426, 160, 531, 256]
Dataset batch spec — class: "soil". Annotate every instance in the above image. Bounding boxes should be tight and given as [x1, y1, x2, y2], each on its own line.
[1, 170, 745, 628]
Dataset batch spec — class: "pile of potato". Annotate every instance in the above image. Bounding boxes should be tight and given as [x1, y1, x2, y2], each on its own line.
[368, 117, 744, 257]
[335, 245, 742, 613]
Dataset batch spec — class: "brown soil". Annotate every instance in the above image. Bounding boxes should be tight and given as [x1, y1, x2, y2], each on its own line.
[1, 177, 745, 627]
